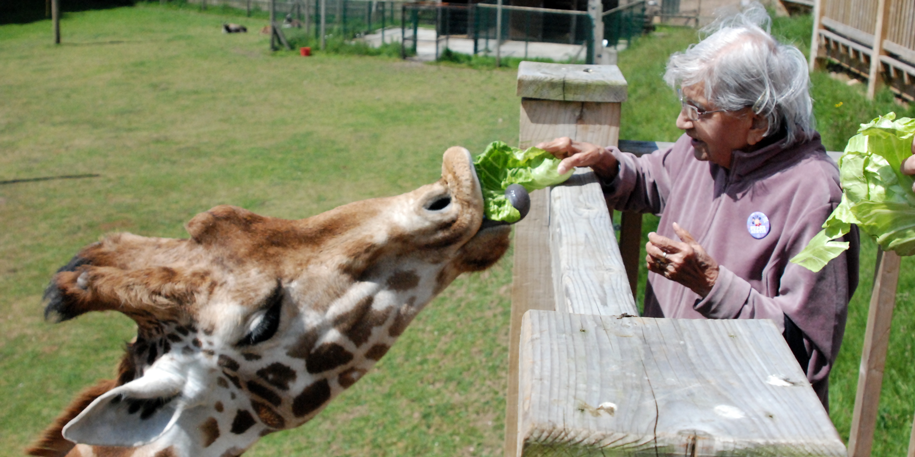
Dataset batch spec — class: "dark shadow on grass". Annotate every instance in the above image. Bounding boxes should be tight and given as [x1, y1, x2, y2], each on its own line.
[0, 174, 101, 185]
[1, 0, 136, 25]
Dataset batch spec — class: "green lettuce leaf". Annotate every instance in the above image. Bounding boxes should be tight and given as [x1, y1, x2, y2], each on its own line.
[473, 141, 573, 223]
[792, 113, 915, 271]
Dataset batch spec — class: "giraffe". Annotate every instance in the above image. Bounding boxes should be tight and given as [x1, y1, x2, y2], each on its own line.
[27, 147, 525, 457]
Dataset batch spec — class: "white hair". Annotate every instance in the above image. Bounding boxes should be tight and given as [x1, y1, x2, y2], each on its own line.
[663, 2, 814, 145]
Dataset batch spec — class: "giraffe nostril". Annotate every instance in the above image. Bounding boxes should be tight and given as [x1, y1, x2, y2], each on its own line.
[425, 195, 452, 212]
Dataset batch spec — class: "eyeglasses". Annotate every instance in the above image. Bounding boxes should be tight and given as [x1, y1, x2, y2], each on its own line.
[678, 89, 727, 121]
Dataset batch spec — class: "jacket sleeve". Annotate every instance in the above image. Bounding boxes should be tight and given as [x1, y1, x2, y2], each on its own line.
[600, 139, 685, 215]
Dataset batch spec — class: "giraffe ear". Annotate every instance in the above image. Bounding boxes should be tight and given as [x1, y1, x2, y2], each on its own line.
[62, 363, 189, 447]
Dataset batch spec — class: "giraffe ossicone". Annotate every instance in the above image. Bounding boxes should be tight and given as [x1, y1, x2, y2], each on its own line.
[28, 147, 526, 457]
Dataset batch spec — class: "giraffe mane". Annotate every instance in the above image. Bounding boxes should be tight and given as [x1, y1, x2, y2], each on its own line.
[26, 348, 138, 457]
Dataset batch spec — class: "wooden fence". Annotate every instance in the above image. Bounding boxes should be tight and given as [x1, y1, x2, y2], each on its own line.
[810, 0, 915, 100]
[505, 62, 850, 456]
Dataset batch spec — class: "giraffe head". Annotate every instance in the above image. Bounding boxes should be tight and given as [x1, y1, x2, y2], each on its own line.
[29, 147, 524, 457]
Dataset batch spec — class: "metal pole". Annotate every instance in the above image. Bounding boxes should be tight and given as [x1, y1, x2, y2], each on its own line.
[496, 2, 504, 64]
[588, 0, 603, 64]
[320, 0, 327, 49]
[270, 0, 276, 50]
[51, 0, 59, 44]
[381, 2, 385, 44]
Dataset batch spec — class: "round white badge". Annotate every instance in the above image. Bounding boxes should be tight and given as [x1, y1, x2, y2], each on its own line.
[747, 212, 770, 239]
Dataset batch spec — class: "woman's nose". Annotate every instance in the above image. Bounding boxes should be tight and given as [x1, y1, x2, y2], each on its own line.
[675, 110, 694, 131]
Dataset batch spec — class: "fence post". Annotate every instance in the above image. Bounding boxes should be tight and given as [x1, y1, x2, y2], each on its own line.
[270, 0, 276, 50]
[847, 249, 901, 457]
[495, 0, 502, 67]
[808, 0, 824, 72]
[866, 0, 890, 99]
[320, 0, 326, 49]
[51, 0, 60, 44]
[588, 0, 604, 64]
[505, 62, 629, 457]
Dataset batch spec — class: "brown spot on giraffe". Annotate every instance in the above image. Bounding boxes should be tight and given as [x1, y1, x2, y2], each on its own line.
[246, 380, 281, 407]
[386, 270, 420, 292]
[199, 417, 220, 448]
[256, 363, 297, 391]
[218, 355, 240, 372]
[335, 296, 393, 347]
[365, 344, 390, 361]
[292, 379, 331, 418]
[286, 328, 320, 360]
[305, 343, 353, 374]
[338, 367, 367, 389]
[230, 410, 256, 435]
[250, 400, 285, 429]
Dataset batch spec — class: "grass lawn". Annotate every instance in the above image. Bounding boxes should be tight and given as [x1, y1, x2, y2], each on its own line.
[1, 3, 914, 456]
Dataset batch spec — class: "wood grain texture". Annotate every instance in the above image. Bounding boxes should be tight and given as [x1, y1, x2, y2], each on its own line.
[517, 62, 628, 103]
[519, 99, 621, 149]
[505, 189, 557, 457]
[517, 311, 847, 456]
[848, 249, 901, 457]
[550, 170, 638, 316]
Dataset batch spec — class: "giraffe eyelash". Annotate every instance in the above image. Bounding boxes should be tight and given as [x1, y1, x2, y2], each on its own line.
[236, 283, 284, 347]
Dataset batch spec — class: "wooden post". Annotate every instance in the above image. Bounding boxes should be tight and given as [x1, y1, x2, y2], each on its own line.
[52, 0, 60, 44]
[866, 0, 890, 100]
[908, 415, 915, 457]
[847, 249, 901, 457]
[808, 0, 824, 72]
[505, 62, 631, 457]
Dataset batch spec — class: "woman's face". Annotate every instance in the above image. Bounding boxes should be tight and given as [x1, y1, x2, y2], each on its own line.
[675, 84, 760, 169]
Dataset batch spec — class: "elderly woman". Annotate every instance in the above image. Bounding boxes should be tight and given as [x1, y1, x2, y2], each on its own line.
[538, 5, 859, 410]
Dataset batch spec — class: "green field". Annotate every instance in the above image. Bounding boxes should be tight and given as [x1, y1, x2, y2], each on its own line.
[1, 3, 914, 456]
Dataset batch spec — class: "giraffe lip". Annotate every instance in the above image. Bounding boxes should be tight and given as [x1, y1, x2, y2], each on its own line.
[480, 218, 510, 230]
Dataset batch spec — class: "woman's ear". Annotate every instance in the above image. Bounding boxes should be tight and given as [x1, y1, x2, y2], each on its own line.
[746, 113, 769, 146]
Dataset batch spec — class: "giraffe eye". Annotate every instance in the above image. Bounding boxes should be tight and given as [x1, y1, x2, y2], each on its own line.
[237, 284, 283, 347]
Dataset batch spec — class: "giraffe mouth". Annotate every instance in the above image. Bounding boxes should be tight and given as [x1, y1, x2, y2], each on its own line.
[460, 148, 530, 227]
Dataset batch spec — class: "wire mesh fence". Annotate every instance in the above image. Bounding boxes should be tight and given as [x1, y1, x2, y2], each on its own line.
[175, 0, 648, 59]
[270, 0, 409, 49]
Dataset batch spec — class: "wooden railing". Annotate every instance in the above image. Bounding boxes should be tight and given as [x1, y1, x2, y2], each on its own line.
[810, 0, 915, 101]
[505, 62, 849, 456]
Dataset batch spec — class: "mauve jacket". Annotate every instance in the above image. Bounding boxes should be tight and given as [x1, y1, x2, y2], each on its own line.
[602, 132, 860, 409]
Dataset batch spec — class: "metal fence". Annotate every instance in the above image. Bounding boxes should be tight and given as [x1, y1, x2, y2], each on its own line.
[269, 0, 408, 49]
[400, 1, 647, 64]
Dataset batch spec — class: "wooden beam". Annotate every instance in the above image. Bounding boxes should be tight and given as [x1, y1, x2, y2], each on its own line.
[847, 249, 901, 457]
[504, 189, 556, 457]
[516, 311, 847, 456]
[549, 170, 638, 315]
[809, 0, 824, 71]
[507, 62, 629, 457]
[908, 413, 915, 457]
[866, 0, 890, 99]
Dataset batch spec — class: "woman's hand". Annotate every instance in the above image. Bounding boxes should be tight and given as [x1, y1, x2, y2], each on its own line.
[902, 137, 915, 193]
[646, 223, 719, 297]
[535, 137, 619, 180]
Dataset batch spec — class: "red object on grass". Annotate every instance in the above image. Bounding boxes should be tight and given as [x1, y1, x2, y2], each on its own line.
[300, 47, 311, 56]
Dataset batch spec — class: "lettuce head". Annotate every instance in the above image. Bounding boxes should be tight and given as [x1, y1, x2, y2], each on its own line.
[791, 113, 915, 272]
[473, 141, 573, 223]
